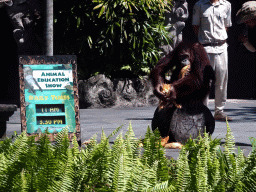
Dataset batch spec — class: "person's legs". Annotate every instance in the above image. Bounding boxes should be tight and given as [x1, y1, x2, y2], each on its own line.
[203, 53, 216, 107]
[214, 50, 228, 113]
[205, 50, 231, 121]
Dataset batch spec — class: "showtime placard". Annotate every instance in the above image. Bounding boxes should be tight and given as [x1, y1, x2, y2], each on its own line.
[19, 56, 80, 143]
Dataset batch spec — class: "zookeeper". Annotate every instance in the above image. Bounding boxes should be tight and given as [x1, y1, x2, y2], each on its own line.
[192, 0, 232, 121]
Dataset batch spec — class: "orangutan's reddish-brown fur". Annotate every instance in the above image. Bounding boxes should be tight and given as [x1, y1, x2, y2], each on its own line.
[150, 41, 215, 108]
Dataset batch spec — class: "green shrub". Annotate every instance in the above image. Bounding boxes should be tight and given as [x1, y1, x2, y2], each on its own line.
[0, 122, 256, 191]
[54, 0, 172, 79]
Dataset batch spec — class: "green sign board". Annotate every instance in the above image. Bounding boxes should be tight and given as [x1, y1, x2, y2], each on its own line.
[19, 56, 80, 142]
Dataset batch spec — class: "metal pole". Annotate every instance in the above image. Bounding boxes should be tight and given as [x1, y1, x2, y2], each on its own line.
[46, 0, 53, 56]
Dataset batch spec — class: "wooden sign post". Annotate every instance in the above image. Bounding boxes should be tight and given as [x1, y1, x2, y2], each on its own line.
[19, 56, 80, 143]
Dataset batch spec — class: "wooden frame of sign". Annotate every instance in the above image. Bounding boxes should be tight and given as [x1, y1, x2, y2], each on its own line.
[19, 56, 80, 143]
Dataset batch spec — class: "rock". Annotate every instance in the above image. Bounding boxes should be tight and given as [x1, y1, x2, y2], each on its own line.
[0, 104, 17, 138]
[152, 102, 215, 144]
[79, 74, 157, 109]
[113, 78, 137, 102]
[171, 102, 215, 144]
[79, 74, 117, 109]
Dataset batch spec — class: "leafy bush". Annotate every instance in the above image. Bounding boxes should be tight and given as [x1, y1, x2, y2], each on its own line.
[54, 0, 172, 79]
[0, 122, 256, 191]
[172, 121, 256, 191]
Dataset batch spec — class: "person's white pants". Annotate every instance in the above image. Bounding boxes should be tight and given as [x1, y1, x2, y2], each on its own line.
[204, 49, 228, 113]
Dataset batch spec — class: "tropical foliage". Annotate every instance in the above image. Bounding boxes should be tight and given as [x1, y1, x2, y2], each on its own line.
[0, 122, 256, 191]
[53, 0, 173, 79]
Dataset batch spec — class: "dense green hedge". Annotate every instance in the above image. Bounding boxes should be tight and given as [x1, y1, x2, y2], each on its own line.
[54, 0, 172, 79]
[0, 122, 256, 191]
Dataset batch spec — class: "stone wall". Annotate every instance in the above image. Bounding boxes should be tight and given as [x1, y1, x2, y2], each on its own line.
[78, 74, 158, 109]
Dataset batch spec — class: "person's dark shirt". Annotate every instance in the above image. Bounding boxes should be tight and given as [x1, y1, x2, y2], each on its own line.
[248, 26, 256, 48]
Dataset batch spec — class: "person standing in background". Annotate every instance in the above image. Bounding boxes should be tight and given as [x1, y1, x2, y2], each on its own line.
[192, 0, 232, 121]
[237, 1, 256, 53]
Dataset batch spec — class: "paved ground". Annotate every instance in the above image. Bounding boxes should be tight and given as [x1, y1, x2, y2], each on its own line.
[6, 99, 256, 160]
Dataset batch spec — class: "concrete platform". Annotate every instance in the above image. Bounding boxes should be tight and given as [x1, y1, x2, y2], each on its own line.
[6, 99, 256, 160]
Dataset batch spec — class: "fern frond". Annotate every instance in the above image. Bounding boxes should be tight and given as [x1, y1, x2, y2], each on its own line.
[87, 129, 111, 186]
[35, 133, 56, 191]
[51, 148, 75, 192]
[21, 169, 29, 191]
[222, 121, 244, 190]
[124, 122, 139, 157]
[54, 127, 70, 160]
[143, 181, 172, 192]
[107, 133, 128, 190]
[71, 134, 80, 157]
[235, 147, 246, 175]
[0, 136, 12, 154]
[2, 122, 256, 191]
[249, 137, 256, 151]
[85, 133, 97, 152]
[124, 124, 141, 166]
[142, 127, 169, 182]
[0, 131, 29, 190]
[71, 155, 87, 191]
[223, 121, 236, 165]
[238, 143, 256, 191]
[142, 127, 161, 166]
[183, 129, 224, 191]
[211, 155, 222, 191]
[195, 149, 208, 192]
[107, 125, 123, 139]
[176, 149, 191, 192]
[128, 160, 158, 191]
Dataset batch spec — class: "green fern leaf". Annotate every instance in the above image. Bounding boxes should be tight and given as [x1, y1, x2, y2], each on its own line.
[35, 133, 56, 191]
[143, 180, 176, 192]
[176, 149, 191, 191]
[51, 148, 75, 192]
[0, 131, 29, 190]
[223, 121, 236, 165]
[71, 135, 80, 157]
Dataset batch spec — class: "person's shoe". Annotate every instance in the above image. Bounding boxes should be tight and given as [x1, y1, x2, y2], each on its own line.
[214, 111, 232, 121]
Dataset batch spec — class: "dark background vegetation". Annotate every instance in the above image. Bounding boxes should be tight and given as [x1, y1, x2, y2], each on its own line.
[53, 0, 172, 79]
